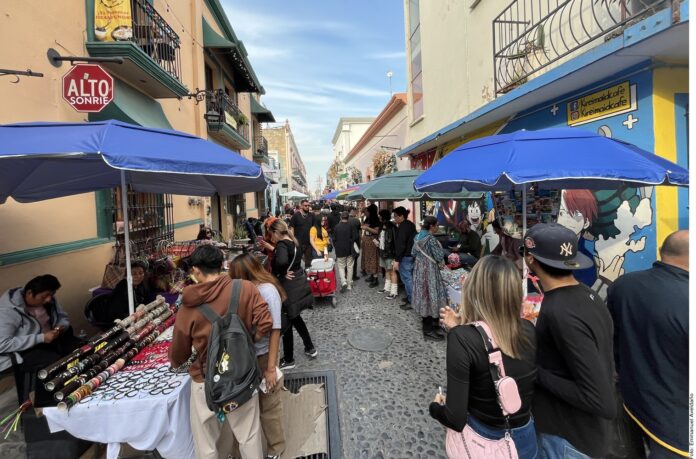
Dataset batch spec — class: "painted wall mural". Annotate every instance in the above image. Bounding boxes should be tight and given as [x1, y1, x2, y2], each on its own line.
[498, 66, 662, 298]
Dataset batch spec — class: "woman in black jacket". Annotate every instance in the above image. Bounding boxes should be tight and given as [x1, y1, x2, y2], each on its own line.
[267, 219, 317, 370]
[377, 209, 398, 299]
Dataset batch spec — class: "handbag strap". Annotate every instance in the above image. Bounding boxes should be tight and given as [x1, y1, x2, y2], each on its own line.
[286, 242, 297, 276]
[470, 321, 515, 421]
[415, 237, 438, 265]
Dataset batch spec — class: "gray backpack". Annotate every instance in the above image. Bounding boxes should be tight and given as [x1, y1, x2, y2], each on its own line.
[198, 279, 260, 419]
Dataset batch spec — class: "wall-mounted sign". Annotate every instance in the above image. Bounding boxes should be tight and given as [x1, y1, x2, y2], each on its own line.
[567, 81, 637, 126]
[94, 0, 133, 42]
[62, 64, 114, 113]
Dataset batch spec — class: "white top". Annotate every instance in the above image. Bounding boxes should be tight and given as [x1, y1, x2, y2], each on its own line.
[255, 283, 283, 356]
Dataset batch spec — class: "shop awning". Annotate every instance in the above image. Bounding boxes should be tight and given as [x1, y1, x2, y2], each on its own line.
[347, 170, 483, 201]
[202, 18, 264, 94]
[251, 97, 276, 123]
[89, 79, 172, 130]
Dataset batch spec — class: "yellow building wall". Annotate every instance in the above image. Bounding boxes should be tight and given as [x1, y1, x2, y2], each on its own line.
[653, 66, 688, 250]
[0, 0, 210, 325]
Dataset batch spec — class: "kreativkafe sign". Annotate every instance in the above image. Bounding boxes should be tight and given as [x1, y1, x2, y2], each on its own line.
[566, 81, 637, 126]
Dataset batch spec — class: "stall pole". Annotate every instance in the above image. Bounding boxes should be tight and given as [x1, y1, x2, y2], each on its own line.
[120, 170, 135, 315]
[522, 186, 528, 297]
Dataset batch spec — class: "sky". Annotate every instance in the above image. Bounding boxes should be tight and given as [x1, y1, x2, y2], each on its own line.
[221, 0, 407, 192]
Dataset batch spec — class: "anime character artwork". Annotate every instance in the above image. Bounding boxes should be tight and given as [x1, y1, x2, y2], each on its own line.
[557, 187, 653, 299]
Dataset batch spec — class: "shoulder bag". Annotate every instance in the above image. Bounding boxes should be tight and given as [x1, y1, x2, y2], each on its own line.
[445, 321, 522, 459]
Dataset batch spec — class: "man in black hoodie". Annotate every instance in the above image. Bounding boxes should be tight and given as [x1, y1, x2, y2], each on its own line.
[523, 223, 615, 459]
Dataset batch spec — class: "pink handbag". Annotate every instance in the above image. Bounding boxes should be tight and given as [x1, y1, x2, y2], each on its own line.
[445, 321, 522, 459]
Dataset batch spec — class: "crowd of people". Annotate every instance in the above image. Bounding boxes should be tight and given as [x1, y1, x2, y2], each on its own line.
[0, 196, 687, 459]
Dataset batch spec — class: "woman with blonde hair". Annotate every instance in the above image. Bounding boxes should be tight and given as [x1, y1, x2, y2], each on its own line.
[228, 252, 286, 458]
[432, 255, 538, 458]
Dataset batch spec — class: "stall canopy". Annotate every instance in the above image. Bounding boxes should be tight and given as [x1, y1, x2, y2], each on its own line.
[0, 119, 268, 313]
[413, 127, 689, 294]
[321, 190, 339, 200]
[346, 169, 484, 201]
[281, 190, 308, 199]
[335, 183, 363, 200]
[414, 128, 689, 192]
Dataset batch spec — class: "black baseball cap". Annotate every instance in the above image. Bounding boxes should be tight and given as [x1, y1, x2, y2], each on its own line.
[523, 223, 593, 270]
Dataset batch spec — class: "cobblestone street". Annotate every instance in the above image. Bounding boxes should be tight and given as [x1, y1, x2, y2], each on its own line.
[285, 275, 449, 459]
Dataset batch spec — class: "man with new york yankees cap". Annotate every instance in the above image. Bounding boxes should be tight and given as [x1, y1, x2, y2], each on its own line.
[521, 223, 616, 459]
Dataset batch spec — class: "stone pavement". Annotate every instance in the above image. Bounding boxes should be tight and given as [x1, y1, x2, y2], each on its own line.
[286, 276, 449, 459]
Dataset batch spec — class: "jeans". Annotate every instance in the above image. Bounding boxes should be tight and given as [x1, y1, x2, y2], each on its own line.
[468, 414, 538, 459]
[538, 433, 591, 459]
[399, 256, 414, 302]
[282, 315, 314, 362]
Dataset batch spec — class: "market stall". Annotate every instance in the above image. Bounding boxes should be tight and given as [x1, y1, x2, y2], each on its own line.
[414, 127, 690, 309]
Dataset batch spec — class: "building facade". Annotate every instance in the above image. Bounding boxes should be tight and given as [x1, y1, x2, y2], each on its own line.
[344, 94, 410, 182]
[399, 0, 689, 296]
[329, 117, 375, 190]
[0, 0, 270, 330]
[265, 121, 309, 198]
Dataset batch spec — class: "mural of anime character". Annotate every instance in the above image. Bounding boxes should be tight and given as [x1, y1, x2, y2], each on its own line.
[557, 187, 654, 299]
[436, 200, 484, 235]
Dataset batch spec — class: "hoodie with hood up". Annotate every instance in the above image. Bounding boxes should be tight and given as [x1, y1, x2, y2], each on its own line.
[168, 275, 272, 383]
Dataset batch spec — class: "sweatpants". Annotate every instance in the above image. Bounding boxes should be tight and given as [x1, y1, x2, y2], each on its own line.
[336, 256, 354, 287]
[189, 380, 263, 459]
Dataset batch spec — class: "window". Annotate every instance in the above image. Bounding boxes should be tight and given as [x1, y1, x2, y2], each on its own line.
[97, 187, 174, 257]
[408, 0, 423, 120]
[204, 65, 214, 91]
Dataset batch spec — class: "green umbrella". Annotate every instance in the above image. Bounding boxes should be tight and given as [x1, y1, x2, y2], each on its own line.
[346, 169, 483, 201]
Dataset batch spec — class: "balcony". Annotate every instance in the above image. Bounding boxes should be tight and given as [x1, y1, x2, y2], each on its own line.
[206, 89, 251, 151]
[86, 0, 188, 98]
[253, 135, 269, 163]
[493, 0, 673, 95]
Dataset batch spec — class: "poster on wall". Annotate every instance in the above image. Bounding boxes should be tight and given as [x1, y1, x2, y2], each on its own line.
[94, 0, 133, 42]
[493, 190, 561, 239]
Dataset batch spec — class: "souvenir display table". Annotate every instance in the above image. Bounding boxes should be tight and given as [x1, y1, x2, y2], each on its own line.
[44, 326, 193, 459]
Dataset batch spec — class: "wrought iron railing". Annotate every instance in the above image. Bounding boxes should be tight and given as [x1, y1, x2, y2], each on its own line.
[255, 135, 268, 156]
[493, 0, 672, 94]
[130, 0, 182, 82]
[206, 89, 250, 142]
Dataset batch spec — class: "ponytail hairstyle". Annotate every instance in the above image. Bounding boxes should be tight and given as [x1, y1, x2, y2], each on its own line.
[228, 252, 287, 302]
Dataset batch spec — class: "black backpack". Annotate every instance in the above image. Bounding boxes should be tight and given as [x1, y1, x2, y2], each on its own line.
[198, 279, 260, 419]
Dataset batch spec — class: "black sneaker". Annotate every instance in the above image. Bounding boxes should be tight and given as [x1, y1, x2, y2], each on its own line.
[399, 303, 412, 310]
[340, 284, 347, 293]
[305, 347, 318, 358]
[423, 330, 445, 341]
[279, 358, 295, 370]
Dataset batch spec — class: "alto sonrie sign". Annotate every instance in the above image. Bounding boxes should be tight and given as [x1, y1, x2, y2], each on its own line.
[62, 64, 114, 113]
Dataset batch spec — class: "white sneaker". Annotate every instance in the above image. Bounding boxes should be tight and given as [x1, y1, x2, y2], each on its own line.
[347, 284, 352, 290]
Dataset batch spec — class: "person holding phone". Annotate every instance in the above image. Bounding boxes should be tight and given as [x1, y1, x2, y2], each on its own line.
[0, 275, 82, 400]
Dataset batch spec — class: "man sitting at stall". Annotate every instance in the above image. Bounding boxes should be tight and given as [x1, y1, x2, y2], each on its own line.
[448, 218, 481, 267]
[0, 275, 81, 388]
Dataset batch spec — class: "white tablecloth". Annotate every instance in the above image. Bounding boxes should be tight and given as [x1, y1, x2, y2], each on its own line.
[44, 328, 194, 459]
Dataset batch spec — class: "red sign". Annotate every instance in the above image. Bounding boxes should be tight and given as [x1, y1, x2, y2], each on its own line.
[62, 64, 114, 113]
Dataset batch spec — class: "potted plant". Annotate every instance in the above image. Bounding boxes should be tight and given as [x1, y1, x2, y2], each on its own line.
[237, 113, 249, 126]
[231, 222, 250, 244]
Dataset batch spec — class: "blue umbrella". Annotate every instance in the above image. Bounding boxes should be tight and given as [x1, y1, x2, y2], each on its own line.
[414, 128, 689, 193]
[414, 127, 689, 294]
[0, 119, 267, 312]
[322, 190, 339, 200]
[0, 120, 266, 203]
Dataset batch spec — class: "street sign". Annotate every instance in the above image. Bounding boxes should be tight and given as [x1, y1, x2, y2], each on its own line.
[62, 64, 114, 113]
